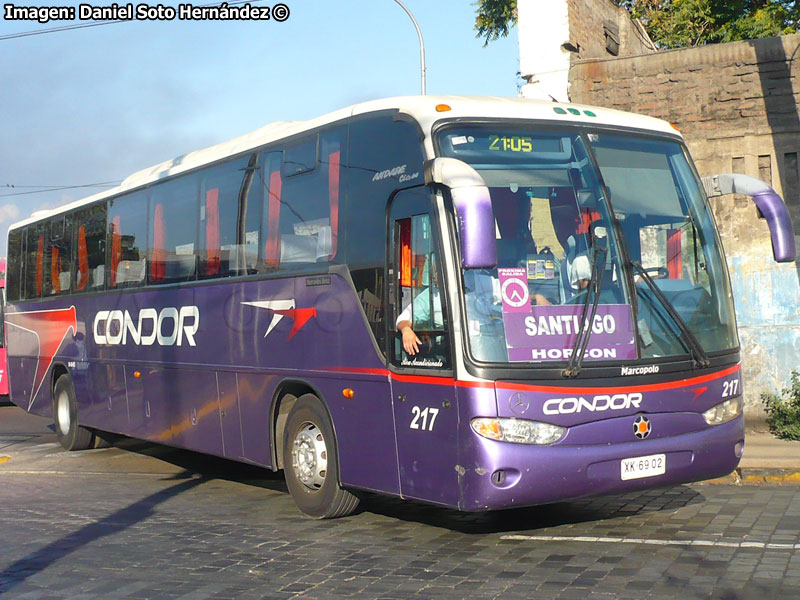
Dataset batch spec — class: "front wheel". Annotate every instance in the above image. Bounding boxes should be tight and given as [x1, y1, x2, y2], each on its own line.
[282, 394, 359, 518]
[53, 374, 94, 451]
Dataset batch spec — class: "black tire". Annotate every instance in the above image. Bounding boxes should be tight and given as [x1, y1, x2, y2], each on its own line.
[282, 394, 359, 519]
[52, 374, 94, 451]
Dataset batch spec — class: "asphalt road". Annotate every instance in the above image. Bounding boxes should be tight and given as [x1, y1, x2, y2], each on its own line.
[1, 403, 799, 600]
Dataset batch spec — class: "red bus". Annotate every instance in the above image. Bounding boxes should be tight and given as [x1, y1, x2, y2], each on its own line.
[0, 257, 8, 400]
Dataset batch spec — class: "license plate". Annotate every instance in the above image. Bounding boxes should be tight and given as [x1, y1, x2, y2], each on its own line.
[621, 453, 666, 481]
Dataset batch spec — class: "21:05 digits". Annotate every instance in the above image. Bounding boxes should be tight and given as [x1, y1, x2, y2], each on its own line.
[489, 135, 534, 153]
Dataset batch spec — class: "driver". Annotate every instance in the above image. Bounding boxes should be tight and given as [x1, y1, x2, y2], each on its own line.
[550, 199, 595, 301]
[396, 285, 442, 356]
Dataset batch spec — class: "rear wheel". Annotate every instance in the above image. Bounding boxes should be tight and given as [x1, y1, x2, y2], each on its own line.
[282, 394, 359, 518]
[53, 374, 94, 451]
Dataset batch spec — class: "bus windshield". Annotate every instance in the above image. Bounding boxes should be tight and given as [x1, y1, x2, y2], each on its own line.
[437, 125, 738, 365]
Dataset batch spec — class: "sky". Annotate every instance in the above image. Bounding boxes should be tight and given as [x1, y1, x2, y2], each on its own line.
[0, 0, 521, 255]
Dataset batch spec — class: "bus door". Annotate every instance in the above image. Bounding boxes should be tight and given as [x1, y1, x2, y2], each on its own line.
[388, 188, 459, 506]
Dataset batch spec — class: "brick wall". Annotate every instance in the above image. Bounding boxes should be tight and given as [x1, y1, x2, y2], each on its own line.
[569, 35, 800, 228]
[567, 0, 653, 60]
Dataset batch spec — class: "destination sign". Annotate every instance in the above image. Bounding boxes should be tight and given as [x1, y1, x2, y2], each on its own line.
[439, 128, 571, 163]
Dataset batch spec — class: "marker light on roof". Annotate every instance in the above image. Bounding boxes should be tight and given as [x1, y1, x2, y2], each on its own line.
[670, 123, 681, 132]
[554, 107, 567, 115]
[568, 108, 581, 115]
[435, 104, 452, 112]
[584, 110, 597, 117]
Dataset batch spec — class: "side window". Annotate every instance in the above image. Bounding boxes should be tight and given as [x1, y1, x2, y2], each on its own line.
[148, 175, 199, 284]
[259, 151, 282, 269]
[344, 114, 425, 353]
[7, 229, 23, 302]
[24, 224, 45, 300]
[241, 155, 263, 274]
[391, 211, 451, 369]
[198, 155, 252, 279]
[284, 137, 316, 176]
[260, 127, 345, 270]
[108, 192, 148, 288]
[49, 216, 73, 296]
[74, 204, 108, 293]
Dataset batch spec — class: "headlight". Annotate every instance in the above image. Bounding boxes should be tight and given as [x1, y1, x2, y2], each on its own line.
[702, 397, 743, 425]
[471, 418, 566, 445]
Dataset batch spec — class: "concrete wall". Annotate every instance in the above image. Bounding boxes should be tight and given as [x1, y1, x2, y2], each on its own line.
[568, 34, 800, 419]
[518, 0, 571, 101]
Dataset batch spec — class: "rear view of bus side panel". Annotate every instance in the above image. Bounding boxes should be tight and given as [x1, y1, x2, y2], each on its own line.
[3, 300, 77, 417]
[4, 311, 41, 414]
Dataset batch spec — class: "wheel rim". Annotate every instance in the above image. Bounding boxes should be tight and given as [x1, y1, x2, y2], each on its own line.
[291, 421, 328, 490]
[57, 390, 71, 436]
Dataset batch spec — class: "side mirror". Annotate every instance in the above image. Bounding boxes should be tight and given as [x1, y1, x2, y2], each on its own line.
[424, 158, 497, 269]
[702, 173, 797, 263]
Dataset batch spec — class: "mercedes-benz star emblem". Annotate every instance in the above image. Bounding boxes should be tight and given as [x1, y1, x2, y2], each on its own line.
[508, 392, 530, 415]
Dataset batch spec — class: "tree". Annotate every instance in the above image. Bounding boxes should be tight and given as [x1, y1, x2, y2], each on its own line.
[474, 0, 799, 49]
[474, 0, 518, 46]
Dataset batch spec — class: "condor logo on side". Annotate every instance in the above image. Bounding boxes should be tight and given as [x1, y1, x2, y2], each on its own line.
[543, 393, 643, 415]
[94, 307, 199, 347]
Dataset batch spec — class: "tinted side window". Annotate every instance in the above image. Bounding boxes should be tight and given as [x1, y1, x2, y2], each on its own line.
[7, 229, 23, 302]
[199, 155, 251, 279]
[344, 114, 425, 351]
[24, 224, 46, 299]
[258, 151, 282, 270]
[284, 137, 316, 176]
[49, 216, 73, 296]
[74, 204, 108, 293]
[148, 175, 199, 284]
[262, 127, 345, 270]
[239, 156, 263, 274]
[108, 192, 148, 288]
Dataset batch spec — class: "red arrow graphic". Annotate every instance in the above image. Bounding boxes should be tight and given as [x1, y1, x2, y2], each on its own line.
[274, 307, 318, 339]
[5, 306, 78, 405]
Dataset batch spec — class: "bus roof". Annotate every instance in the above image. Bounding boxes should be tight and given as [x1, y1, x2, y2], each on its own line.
[9, 95, 680, 231]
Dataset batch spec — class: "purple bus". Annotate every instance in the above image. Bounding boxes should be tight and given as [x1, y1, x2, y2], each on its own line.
[4, 97, 795, 518]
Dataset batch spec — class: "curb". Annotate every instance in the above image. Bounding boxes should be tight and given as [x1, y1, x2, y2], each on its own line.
[702, 468, 800, 486]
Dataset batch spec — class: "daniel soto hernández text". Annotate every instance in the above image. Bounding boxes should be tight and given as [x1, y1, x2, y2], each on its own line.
[4, 3, 290, 23]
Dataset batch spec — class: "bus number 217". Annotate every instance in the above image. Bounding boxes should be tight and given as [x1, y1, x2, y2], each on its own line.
[410, 406, 439, 431]
[722, 378, 740, 398]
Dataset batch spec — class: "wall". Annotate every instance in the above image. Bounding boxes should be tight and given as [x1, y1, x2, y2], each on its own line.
[518, 0, 654, 101]
[566, 0, 654, 60]
[568, 34, 800, 420]
[518, 0, 571, 101]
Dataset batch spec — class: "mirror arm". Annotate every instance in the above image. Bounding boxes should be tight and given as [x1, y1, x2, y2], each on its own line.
[702, 173, 797, 263]
[424, 158, 497, 269]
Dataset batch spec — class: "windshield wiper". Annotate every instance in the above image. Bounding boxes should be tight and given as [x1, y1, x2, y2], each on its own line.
[630, 262, 710, 368]
[563, 244, 607, 378]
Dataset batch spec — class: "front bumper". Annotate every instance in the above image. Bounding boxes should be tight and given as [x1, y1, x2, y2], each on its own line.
[456, 414, 744, 511]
